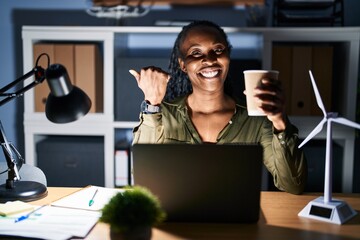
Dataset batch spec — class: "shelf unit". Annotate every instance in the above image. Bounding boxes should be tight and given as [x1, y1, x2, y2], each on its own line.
[261, 27, 360, 193]
[22, 26, 360, 192]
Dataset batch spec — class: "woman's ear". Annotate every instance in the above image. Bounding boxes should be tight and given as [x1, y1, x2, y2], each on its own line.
[178, 58, 187, 72]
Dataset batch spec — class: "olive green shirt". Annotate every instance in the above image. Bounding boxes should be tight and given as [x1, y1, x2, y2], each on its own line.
[133, 96, 307, 194]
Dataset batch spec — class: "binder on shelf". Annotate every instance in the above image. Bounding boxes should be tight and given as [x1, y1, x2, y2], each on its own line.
[54, 44, 75, 84]
[271, 45, 293, 114]
[33, 43, 103, 114]
[75, 44, 104, 113]
[311, 46, 333, 116]
[271, 44, 334, 116]
[291, 46, 313, 115]
[33, 43, 55, 112]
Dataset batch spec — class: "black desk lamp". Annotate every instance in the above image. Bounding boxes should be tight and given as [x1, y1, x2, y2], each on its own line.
[0, 53, 92, 202]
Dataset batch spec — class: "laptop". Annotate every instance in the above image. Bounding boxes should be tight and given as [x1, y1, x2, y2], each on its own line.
[132, 143, 263, 223]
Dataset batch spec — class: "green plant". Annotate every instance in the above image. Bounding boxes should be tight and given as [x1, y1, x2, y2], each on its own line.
[100, 186, 166, 233]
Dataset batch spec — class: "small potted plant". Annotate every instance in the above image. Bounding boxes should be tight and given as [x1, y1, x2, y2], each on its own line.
[100, 186, 166, 240]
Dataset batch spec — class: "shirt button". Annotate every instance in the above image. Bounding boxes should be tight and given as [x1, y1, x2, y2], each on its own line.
[278, 134, 283, 139]
[280, 140, 286, 145]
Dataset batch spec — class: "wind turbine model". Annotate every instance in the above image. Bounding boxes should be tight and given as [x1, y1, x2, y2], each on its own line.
[298, 70, 359, 224]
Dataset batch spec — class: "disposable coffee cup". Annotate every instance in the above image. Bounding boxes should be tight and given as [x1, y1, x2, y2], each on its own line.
[243, 70, 279, 116]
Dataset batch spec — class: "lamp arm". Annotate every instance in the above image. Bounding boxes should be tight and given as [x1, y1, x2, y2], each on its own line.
[0, 66, 46, 107]
[0, 52, 49, 97]
[0, 67, 45, 106]
[0, 54, 47, 189]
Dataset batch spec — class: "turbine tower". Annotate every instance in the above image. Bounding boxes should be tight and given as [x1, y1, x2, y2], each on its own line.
[298, 70, 359, 224]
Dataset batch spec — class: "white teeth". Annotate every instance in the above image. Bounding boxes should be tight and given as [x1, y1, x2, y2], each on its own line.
[200, 70, 218, 78]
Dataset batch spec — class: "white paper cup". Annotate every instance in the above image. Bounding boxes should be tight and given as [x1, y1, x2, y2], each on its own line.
[243, 70, 279, 116]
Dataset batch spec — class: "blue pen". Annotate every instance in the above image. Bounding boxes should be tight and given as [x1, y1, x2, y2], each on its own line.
[14, 205, 47, 223]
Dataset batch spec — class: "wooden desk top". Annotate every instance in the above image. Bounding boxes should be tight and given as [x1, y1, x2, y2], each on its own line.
[31, 188, 360, 240]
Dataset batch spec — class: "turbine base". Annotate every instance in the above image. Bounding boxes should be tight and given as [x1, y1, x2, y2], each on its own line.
[298, 196, 357, 224]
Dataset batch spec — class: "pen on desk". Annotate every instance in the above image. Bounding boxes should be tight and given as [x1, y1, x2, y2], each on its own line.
[14, 205, 47, 223]
[89, 189, 98, 207]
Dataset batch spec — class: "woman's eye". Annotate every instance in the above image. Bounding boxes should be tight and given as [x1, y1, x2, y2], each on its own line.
[189, 50, 202, 57]
[214, 48, 225, 54]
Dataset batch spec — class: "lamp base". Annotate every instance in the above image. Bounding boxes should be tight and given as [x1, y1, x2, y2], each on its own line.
[0, 181, 47, 203]
[298, 196, 357, 224]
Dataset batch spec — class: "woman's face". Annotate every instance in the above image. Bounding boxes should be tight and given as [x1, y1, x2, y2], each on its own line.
[178, 26, 230, 94]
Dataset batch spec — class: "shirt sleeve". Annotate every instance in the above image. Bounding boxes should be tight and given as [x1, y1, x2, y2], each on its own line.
[132, 112, 165, 144]
[261, 117, 308, 195]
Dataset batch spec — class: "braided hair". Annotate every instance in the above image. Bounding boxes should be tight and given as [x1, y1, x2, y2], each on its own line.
[164, 20, 233, 102]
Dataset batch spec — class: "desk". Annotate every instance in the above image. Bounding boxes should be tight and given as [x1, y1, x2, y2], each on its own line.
[31, 188, 360, 240]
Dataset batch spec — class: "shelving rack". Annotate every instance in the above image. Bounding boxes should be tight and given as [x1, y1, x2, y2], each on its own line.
[22, 26, 359, 192]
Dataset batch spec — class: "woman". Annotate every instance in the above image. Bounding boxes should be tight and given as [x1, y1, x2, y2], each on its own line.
[130, 20, 307, 195]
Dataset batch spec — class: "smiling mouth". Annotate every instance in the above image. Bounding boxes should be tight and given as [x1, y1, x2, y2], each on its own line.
[199, 70, 220, 78]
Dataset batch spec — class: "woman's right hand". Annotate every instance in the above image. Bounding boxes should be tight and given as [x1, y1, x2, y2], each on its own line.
[129, 66, 170, 105]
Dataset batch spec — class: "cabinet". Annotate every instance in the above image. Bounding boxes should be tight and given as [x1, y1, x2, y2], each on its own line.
[22, 26, 360, 192]
[273, 0, 344, 26]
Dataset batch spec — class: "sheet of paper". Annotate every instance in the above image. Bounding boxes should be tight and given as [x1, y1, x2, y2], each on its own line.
[0, 205, 100, 240]
[0, 186, 123, 239]
[0, 201, 34, 216]
[51, 185, 124, 211]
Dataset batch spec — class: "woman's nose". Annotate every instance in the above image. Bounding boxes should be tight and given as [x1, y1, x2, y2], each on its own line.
[202, 51, 217, 64]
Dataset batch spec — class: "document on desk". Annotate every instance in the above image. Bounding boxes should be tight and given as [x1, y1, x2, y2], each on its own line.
[51, 185, 125, 211]
[0, 205, 100, 240]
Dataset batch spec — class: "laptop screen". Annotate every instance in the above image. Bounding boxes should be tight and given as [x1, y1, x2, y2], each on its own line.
[132, 143, 263, 223]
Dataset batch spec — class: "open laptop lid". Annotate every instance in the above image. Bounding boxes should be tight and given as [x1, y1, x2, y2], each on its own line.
[132, 144, 263, 223]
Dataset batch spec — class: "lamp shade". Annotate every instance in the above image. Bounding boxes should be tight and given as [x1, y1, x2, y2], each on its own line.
[45, 64, 92, 123]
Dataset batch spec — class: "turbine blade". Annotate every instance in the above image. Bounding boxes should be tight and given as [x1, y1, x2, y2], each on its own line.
[332, 117, 360, 130]
[309, 70, 327, 117]
[298, 118, 327, 148]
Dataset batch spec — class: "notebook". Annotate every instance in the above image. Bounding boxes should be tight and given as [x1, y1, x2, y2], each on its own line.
[132, 143, 263, 223]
